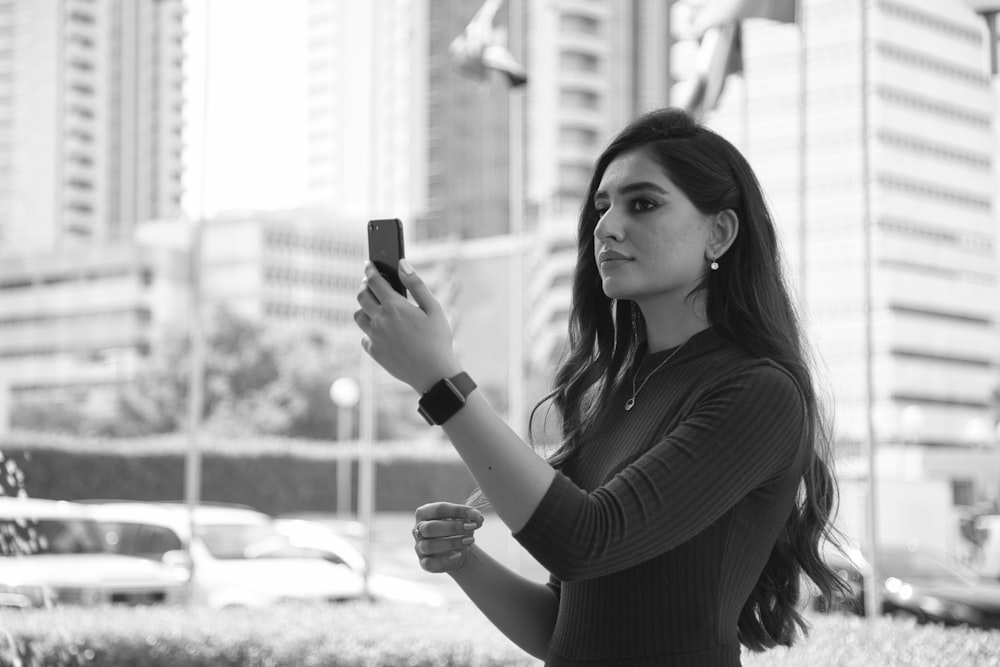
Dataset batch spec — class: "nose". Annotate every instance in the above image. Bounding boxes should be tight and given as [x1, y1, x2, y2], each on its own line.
[594, 208, 624, 243]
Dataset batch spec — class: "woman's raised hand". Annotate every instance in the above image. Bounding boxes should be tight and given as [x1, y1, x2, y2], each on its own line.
[413, 502, 484, 574]
[354, 259, 462, 393]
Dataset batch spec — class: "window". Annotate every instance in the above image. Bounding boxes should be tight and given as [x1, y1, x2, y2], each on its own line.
[560, 14, 600, 35]
[560, 125, 598, 146]
[952, 479, 975, 507]
[560, 88, 599, 110]
[104, 522, 183, 559]
[560, 50, 599, 73]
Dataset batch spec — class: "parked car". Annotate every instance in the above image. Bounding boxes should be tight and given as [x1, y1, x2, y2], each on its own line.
[272, 517, 367, 574]
[86, 501, 367, 609]
[815, 543, 1000, 630]
[0, 497, 186, 609]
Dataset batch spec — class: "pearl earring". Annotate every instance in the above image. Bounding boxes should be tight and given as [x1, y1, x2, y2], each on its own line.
[710, 259, 720, 271]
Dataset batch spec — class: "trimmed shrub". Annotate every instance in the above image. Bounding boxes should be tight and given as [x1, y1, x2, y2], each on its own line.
[2, 602, 1000, 667]
[0, 432, 478, 514]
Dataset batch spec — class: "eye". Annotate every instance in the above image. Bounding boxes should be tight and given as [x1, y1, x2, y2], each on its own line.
[629, 198, 658, 213]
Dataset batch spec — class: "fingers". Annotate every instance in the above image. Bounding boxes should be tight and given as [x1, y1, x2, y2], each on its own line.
[414, 517, 480, 540]
[415, 502, 483, 523]
[396, 259, 441, 315]
[362, 262, 398, 305]
[413, 503, 484, 575]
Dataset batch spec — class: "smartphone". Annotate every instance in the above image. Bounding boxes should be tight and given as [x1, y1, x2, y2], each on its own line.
[367, 218, 406, 297]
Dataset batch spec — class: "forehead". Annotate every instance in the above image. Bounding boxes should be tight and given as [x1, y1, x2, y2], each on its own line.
[596, 149, 674, 193]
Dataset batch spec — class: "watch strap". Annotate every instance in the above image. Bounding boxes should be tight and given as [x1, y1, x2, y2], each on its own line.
[417, 372, 477, 426]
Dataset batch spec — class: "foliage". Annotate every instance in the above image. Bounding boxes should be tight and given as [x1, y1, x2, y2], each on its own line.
[2, 602, 1000, 667]
[9, 309, 426, 440]
[0, 601, 538, 667]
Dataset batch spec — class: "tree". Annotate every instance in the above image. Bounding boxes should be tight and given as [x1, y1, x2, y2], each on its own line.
[104, 309, 361, 439]
[12, 308, 427, 440]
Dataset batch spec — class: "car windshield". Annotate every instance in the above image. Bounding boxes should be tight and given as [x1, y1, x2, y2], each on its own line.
[198, 523, 305, 560]
[0, 518, 107, 556]
[883, 550, 976, 584]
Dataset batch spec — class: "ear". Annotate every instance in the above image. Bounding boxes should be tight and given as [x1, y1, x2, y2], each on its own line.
[706, 209, 739, 262]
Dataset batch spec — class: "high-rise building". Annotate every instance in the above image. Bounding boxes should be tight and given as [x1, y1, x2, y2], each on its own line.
[691, 0, 999, 448]
[306, 0, 421, 228]
[522, 0, 674, 371]
[0, 0, 185, 252]
[415, 0, 514, 241]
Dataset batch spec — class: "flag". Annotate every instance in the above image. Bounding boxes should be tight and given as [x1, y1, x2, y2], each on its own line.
[449, 0, 527, 87]
[962, 0, 1000, 75]
[691, 0, 796, 34]
[681, 0, 796, 116]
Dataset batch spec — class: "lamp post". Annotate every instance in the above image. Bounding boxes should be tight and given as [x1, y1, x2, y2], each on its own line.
[330, 377, 360, 518]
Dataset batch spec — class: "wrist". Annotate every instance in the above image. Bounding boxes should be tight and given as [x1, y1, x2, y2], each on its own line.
[414, 364, 464, 395]
[417, 371, 477, 426]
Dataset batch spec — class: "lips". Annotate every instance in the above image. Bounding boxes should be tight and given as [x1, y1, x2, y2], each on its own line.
[598, 249, 632, 266]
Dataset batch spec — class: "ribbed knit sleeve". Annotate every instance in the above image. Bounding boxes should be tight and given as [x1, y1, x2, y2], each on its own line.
[514, 361, 804, 583]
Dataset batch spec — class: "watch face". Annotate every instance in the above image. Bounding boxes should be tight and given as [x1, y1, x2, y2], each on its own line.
[419, 378, 467, 425]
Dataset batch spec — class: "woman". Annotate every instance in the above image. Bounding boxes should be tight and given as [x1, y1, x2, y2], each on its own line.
[354, 108, 848, 666]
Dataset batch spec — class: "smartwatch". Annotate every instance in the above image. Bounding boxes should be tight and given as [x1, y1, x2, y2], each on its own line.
[417, 372, 477, 426]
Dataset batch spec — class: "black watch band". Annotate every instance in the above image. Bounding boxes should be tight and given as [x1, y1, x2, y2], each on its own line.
[417, 372, 477, 426]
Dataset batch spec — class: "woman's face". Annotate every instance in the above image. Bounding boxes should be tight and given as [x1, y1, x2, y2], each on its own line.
[592, 149, 713, 306]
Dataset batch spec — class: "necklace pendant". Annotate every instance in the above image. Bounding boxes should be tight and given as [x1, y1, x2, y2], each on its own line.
[624, 398, 635, 411]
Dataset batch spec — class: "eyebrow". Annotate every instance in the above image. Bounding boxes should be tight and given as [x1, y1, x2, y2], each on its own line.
[593, 181, 670, 202]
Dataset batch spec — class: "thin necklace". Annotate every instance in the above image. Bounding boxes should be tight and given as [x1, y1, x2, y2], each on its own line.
[625, 340, 688, 412]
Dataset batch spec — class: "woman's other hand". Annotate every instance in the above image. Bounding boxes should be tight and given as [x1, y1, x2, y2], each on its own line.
[354, 259, 462, 392]
[413, 502, 484, 574]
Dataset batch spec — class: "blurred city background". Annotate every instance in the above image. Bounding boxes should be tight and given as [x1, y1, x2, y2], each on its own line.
[0, 0, 1000, 625]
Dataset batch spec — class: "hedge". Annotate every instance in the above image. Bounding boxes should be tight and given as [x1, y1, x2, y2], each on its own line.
[0, 431, 478, 515]
[2, 601, 1000, 667]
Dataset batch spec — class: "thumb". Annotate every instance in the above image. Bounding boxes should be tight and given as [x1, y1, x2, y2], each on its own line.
[398, 259, 440, 313]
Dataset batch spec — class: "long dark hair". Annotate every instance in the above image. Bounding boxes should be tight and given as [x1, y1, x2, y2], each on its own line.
[532, 107, 849, 650]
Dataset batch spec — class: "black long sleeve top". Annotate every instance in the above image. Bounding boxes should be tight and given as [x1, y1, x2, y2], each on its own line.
[514, 327, 808, 666]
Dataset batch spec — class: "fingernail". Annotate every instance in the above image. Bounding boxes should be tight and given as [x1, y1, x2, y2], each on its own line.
[462, 522, 477, 531]
[448, 551, 463, 560]
[466, 508, 481, 520]
[461, 536, 474, 545]
[398, 258, 414, 275]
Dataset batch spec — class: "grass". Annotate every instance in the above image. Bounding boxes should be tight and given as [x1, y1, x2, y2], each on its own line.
[2, 601, 1000, 666]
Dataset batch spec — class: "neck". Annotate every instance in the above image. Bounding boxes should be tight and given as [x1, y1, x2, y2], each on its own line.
[635, 292, 710, 352]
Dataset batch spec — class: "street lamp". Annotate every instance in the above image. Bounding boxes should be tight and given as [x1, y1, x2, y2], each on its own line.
[329, 377, 360, 518]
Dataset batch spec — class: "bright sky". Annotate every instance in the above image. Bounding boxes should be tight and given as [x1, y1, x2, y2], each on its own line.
[183, 0, 309, 219]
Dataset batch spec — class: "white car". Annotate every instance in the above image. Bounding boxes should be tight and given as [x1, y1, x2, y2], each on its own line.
[86, 501, 367, 609]
[0, 497, 186, 609]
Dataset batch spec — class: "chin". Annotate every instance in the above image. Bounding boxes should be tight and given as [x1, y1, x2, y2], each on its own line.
[600, 281, 634, 301]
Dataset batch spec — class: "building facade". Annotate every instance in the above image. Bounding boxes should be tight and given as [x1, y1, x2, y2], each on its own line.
[0, 209, 367, 417]
[306, 0, 421, 228]
[199, 210, 365, 349]
[0, 242, 189, 412]
[697, 0, 999, 449]
[0, 0, 185, 252]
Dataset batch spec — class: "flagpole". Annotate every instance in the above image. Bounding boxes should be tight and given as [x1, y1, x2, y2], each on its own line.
[505, 0, 526, 574]
[507, 0, 525, 441]
[797, 0, 807, 297]
[184, 0, 212, 596]
[860, 0, 880, 624]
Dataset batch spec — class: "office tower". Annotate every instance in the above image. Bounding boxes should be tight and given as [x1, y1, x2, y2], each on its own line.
[415, 0, 514, 241]
[306, 0, 420, 228]
[522, 0, 674, 370]
[700, 0, 999, 448]
[0, 0, 185, 251]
